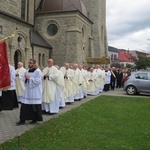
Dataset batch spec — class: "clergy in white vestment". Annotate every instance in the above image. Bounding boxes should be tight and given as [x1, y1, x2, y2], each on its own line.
[16, 59, 43, 125]
[73, 64, 84, 100]
[1, 65, 18, 110]
[78, 65, 88, 98]
[42, 59, 62, 114]
[55, 65, 65, 108]
[60, 62, 67, 75]
[15, 62, 26, 102]
[104, 66, 111, 92]
[87, 68, 98, 95]
[100, 66, 106, 91]
[60, 63, 75, 104]
[94, 65, 104, 93]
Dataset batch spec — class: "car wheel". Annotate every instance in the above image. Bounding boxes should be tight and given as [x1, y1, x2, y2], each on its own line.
[126, 85, 137, 95]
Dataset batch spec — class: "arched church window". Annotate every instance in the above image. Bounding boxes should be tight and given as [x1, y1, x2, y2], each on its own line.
[38, 53, 41, 67]
[42, 54, 45, 67]
[101, 25, 104, 41]
[21, 0, 26, 20]
[82, 28, 84, 38]
[47, 24, 58, 36]
[14, 50, 22, 69]
[0, 25, 2, 34]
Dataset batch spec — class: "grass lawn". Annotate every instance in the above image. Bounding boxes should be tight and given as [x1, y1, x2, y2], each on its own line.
[0, 96, 150, 150]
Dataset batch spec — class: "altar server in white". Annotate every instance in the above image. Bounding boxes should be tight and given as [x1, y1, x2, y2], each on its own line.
[16, 59, 43, 125]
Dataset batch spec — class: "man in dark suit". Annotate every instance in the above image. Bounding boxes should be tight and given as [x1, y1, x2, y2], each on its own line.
[110, 67, 117, 90]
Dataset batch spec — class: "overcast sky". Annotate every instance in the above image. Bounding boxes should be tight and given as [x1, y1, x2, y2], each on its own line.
[106, 0, 150, 53]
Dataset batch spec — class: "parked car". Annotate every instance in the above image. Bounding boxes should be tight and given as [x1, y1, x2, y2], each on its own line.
[124, 71, 150, 95]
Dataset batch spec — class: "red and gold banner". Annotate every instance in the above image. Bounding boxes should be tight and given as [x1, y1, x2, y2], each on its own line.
[0, 42, 11, 90]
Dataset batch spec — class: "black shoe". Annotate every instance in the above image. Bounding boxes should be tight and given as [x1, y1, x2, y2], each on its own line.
[66, 102, 71, 105]
[16, 121, 25, 126]
[75, 99, 80, 101]
[49, 113, 57, 115]
[59, 107, 64, 109]
[30, 120, 37, 124]
[42, 110, 47, 114]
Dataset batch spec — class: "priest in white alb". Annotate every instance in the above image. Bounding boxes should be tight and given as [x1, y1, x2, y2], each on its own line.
[15, 62, 26, 102]
[42, 59, 62, 114]
[60, 63, 75, 104]
[94, 65, 104, 93]
[87, 67, 98, 95]
[73, 64, 84, 100]
[78, 64, 88, 98]
[55, 65, 65, 108]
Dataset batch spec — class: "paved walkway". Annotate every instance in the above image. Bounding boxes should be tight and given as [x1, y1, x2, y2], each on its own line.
[0, 88, 149, 144]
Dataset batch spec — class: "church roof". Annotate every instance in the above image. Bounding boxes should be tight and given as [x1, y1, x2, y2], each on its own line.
[30, 30, 52, 49]
[36, 0, 88, 17]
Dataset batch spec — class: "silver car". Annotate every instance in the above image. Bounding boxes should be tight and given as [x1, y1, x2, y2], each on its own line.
[124, 71, 150, 95]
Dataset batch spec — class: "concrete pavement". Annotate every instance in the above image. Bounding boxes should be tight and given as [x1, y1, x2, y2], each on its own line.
[0, 88, 149, 144]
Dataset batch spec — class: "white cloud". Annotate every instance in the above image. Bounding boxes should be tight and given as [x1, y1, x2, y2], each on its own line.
[106, 0, 150, 52]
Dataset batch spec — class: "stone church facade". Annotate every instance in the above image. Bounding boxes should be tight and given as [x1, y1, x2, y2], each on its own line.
[0, 0, 108, 69]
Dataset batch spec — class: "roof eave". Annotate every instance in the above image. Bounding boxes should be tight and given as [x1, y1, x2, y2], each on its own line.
[36, 10, 93, 24]
[31, 43, 52, 49]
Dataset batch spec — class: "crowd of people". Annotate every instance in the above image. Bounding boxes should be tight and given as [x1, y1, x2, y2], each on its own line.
[0, 59, 134, 125]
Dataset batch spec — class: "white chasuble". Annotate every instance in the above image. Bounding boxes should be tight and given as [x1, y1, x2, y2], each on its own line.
[87, 71, 97, 95]
[42, 66, 60, 103]
[15, 67, 26, 97]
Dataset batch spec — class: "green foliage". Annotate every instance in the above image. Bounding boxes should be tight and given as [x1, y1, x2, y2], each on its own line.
[0, 96, 150, 150]
[126, 63, 133, 68]
[111, 63, 121, 68]
[135, 55, 150, 69]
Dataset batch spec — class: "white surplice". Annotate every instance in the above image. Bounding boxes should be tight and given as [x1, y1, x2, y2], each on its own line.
[105, 70, 111, 84]
[21, 68, 42, 105]
[8, 65, 16, 90]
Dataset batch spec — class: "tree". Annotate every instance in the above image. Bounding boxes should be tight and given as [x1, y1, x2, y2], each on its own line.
[126, 63, 133, 68]
[135, 55, 150, 70]
[111, 63, 121, 68]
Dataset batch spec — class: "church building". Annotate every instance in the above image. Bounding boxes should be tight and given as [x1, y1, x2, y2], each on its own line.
[0, 0, 108, 68]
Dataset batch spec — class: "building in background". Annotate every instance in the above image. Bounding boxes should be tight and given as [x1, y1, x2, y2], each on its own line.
[0, 0, 108, 68]
[108, 46, 149, 67]
[108, 46, 119, 64]
[118, 50, 134, 67]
